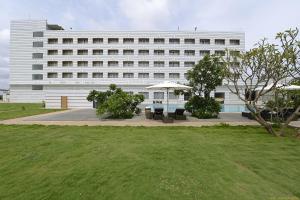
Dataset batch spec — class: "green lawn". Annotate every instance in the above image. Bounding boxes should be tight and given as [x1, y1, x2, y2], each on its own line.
[0, 125, 299, 200]
[0, 103, 60, 120]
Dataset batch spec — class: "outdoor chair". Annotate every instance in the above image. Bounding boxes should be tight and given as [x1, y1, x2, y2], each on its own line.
[175, 108, 186, 120]
[153, 108, 164, 120]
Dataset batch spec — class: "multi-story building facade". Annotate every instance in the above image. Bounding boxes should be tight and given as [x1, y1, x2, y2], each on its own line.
[10, 20, 245, 109]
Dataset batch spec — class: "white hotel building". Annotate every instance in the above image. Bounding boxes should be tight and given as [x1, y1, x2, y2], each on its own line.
[10, 20, 245, 109]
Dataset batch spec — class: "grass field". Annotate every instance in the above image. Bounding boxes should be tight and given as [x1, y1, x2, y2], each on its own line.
[0, 125, 299, 200]
[0, 103, 60, 120]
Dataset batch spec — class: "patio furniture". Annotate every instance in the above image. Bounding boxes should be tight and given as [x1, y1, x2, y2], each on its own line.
[153, 108, 164, 120]
[175, 108, 186, 120]
[242, 111, 254, 119]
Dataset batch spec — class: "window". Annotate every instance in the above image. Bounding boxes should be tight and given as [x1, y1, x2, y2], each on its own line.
[63, 38, 73, 44]
[138, 92, 149, 99]
[93, 38, 103, 44]
[77, 72, 88, 78]
[93, 49, 103, 55]
[93, 61, 103, 67]
[108, 61, 118, 67]
[184, 39, 195, 44]
[138, 49, 149, 55]
[123, 38, 134, 43]
[33, 31, 43, 37]
[154, 38, 165, 44]
[123, 49, 134, 55]
[215, 92, 225, 103]
[154, 61, 164, 67]
[169, 38, 180, 44]
[230, 39, 240, 45]
[230, 50, 240, 56]
[184, 93, 190, 101]
[32, 64, 43, 70]
[200, 50, 210, 56]
[47, 61, 58, 67]
[154, 73, 165, 79]
[200, 39, 210, 44]
[184, 73, 188, 79]
[33, 41, 43, 47]
[184, 50, 195, 56]
[32, 85, 43, 90]
[169, 50, 180, 55]
[48, 50, 58, 55]
[78, 49, 88, 55]
[154, 92, 164, 99]
[138, 73, 149, 78]
[108, 73, 118, 78]
[62, 72, 73, 78]
[32, 74, 43, 80]
[92, 73, 103, 78]
[169, 92, 178, 99]
[108, 38, 119, 44]
[215, 39, 225, 45]
[138, 61, 149, 67]
[184, 62, 195, 67]
[77, 61, 88, 67]
[215, 50, 225, 56]
[108, 49, 118, 55]
[62, 61, 73, 67]
[123, 61, 134, 67]
[138, 38, 149, 44]
[169, 73, 180, 79]
[78, 38, 88, 44]
[169, 61, 180, 67]
[47, 72, 58, 78]
[32, 53, 43, 59]
[154, 50, 164, 55]
[62, 50, 73, 55]
[215, 92, 225, 99]
[48, 38, 58, 44]
[123, 73, 134, 78]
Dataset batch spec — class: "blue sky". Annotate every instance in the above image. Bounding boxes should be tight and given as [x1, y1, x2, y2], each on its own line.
[0, 0, 300, 90]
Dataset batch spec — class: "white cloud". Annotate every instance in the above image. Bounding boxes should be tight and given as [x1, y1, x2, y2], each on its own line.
[63, 11, 75, 21]
[118, 0, 171, 29]
[0, 28, 9, 43]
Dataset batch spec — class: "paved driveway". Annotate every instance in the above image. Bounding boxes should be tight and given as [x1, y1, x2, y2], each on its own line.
[24, 109, 253, 122]
[25, 109, 100, 121]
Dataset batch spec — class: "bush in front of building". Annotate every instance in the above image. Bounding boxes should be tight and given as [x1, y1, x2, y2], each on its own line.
[185, 96, 221, 119]
[87, 84, 144, 119]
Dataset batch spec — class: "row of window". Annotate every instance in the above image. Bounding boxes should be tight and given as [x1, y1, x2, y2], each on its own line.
[31, 84, 180, 100]
[32, 72, 187, 79]
[47, 38, 240, 45]
[42, 61, 197, 67]
[44, 49, 238, 56]
[33, 32, 240, 45]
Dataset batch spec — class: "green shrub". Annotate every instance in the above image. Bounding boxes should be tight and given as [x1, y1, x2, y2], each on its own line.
[185, 96, 220, 119]
[87, 84, 144, 119]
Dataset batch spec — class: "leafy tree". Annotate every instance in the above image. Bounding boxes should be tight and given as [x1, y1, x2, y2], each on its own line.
[187, 55, 225, 98]
[87, 84, 144, 119]
[223, 28, 300, 136]
[180, 55, 224, 118]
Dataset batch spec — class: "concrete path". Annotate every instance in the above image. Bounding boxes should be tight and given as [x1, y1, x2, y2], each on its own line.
[0, 109, 261, 127]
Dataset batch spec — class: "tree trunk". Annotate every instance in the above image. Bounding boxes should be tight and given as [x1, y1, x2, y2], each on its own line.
[204, 91, 210, 99]
[280, 105, 300, 136]
[254, 113, 278, 136]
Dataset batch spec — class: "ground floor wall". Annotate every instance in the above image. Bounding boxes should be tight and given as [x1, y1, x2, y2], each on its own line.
[9, 84, 245, 109]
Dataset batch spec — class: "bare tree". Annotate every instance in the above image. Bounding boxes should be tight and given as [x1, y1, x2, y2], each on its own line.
[223, 29, 299, 136]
